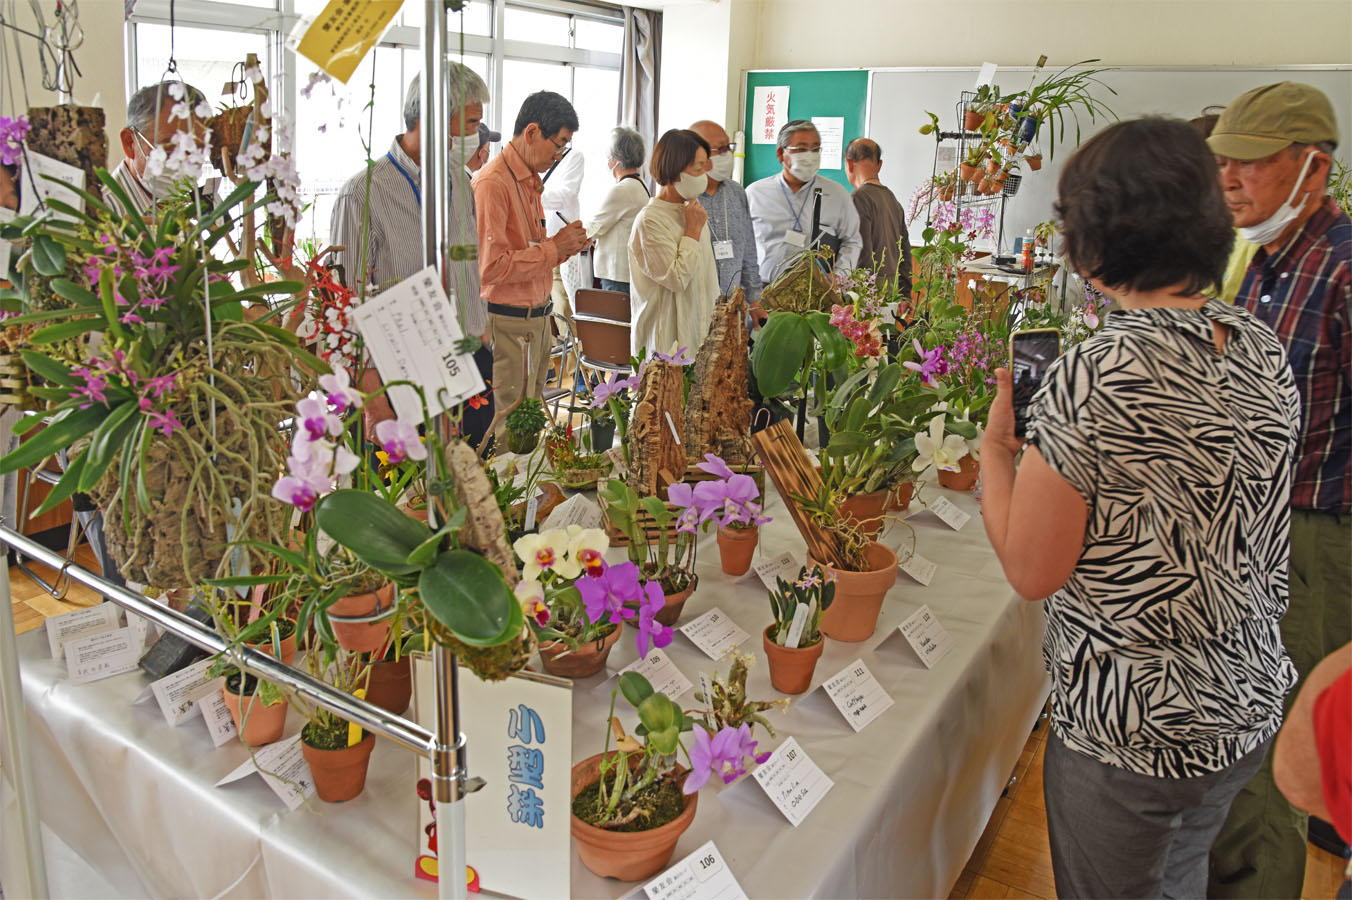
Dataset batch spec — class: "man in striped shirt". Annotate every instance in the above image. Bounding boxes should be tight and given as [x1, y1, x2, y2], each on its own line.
[109, 81, 209, 218]
[1207, 81, 1351, 900]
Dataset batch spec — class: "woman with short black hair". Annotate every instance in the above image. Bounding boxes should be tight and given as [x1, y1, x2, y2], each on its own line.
[626, 128, 718, 358]
[980, 116, 1299, 899]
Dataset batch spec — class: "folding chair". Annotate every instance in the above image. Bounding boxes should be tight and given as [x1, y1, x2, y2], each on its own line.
[542, 313, 579, 423]
[571, 288, 632, 389]
[13, 463, 92, 599]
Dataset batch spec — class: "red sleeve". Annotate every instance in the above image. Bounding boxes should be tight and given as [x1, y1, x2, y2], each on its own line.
[1312, 667, 1352, 844]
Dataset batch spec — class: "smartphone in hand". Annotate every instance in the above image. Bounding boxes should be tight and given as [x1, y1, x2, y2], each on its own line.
[1010, 328, 1061, 438]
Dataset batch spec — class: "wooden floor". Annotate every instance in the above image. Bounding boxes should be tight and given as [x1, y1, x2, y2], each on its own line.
[7, 546, 1348, 899]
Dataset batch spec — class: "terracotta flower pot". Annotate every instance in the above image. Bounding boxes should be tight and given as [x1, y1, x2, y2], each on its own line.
[763, 625, 824, 694]
[839, 490, 888, 539]
[887, 481, 915, 511]
[963, 109, 984, 131]
[986, 158, 1001, 175]
[1026, 155, 1043, 171]
[958, 163, 978, 183]
[571, 753, 697, 881]
[302, 733, 376, 803]
[937, 456, 980, 491]
[813, 542, 898, 642]
[222, 679, 288, 747]
[717, 525, 758, 576]
[655, 575, 697, 627]
[328, 582, 395, 653]
[539, 622, 622, 679]
[243, 606, 298, 667]
[364, 656, 413, 715]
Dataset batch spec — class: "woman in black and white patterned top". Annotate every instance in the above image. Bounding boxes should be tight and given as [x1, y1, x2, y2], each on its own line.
[980, 118, 1300, 899]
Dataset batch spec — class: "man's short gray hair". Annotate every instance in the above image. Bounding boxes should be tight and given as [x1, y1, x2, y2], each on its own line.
[776, 119, 819, 152]
[608, 126, 645, 170]
[403, 63, 491, 131]
[127, 81, 207, 135]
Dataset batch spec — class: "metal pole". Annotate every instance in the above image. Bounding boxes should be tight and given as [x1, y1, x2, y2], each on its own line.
[0, 526, 436, 756]
[0, 524, 50, 899]
[422, 5, 474, 900]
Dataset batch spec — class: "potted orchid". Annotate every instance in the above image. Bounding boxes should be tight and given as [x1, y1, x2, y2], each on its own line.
[543, 425, 612, 490]
[691, 651, 787, 738]
[677, 453, 771, 576]
[598, 478, 700, 626]
[763, 565, 835, 693]
[912, 405, 985, 492]
[512, 525, 671, 678]
[577, 369, 637, 452]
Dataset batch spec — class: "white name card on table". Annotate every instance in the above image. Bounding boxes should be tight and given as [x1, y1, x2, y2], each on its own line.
[46, 602, 121, 660]
[540, 493, 603, 531]
[65, 627, 141, 684]
[821, 659, 894, 732]
[751, 737, 833, 828]
[926, 496, 971, 531]
[899, 551, 937, 586]
[680, 607, 750, 661]
[216, 735, 314, 811]
[620, 648, 693, 699]
[644, 840, 748, 900]
[150, 658, 225, 726]
[751, 551, 800, 591]
[349, 264, 484, 421]
[898, 604, 954, 669]
[197, 693, 238, 747]
[17, 151, 86, 219]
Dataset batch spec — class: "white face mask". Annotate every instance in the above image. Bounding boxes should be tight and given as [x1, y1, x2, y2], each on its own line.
[675, 170, 708, 200]
[707, 152, 735, 183]
[787, 150, 820, 182]
[449, 135, 475, 167]
[1237, 150, 1317, 244]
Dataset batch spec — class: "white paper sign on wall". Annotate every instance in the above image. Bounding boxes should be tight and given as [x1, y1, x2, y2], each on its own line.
[412, 656, 573, 900]
[751, 86, 790, 145]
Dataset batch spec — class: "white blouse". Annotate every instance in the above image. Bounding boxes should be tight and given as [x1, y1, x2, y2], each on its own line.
[626, 197, 718, 358]
[585, 176, 649, 282]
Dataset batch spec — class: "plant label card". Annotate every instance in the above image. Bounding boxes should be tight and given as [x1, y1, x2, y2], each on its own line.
[606, 449, 628, 478]
[821, 659, 894, 732]
[925, 496, 971, 531]
[680, 607, 749, 661]
[17, 151, 86, 219]
[46, 602, 121, 660]
[899, 552, 937, 586]
[216, 735, 314, 811]
[150, 658, 225, 727]
[197, 692, 238, 747]
[751, 737, 833, 828]
[975, 62, 998, 89]
[644, 840, 748, 900]
[65, 627, 141, 684]
[295, 0, 403, 83]
[620, 649, 693, 698]
[750, 551, 799, 591]
[349, 264, 484, 422]
[898, 604, 954, 669]
[540, 493, 603, 532]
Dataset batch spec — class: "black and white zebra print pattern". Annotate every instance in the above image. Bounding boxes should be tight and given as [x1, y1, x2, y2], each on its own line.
[1027, 299, 1300, 778]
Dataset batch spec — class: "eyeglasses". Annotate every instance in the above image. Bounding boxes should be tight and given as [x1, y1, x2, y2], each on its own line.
[710, 142, 738, 156]
[786, 145, 821, 154]
[547, 135, 571, 156]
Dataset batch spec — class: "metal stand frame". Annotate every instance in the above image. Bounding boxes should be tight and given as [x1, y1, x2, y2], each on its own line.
[0, 6, 476, 898]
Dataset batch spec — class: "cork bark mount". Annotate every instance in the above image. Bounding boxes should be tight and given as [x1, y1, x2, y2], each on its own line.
[625, 359, 687, 496]
[684, 288, 753, 465]
[24, 106, 107, 201]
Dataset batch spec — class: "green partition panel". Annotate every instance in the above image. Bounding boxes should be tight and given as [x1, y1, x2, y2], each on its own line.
[742, 69, 870, 190]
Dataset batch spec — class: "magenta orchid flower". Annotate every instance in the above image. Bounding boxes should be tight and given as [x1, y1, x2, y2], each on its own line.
[903, 339, 946, 385]
[634, 579, 671, 657]
[297, 394, 343, 442]
[375, 417, 426, 464]
[683, 723, 769, 794]
[145, 407, 184, 436]
[575, 560, 672, 656]
[318, 369, 363, 414]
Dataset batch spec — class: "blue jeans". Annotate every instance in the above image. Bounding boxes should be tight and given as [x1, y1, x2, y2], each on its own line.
[598, 278, 629, 295]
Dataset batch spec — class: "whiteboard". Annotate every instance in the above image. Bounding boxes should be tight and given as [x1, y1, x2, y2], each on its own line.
[866, 66, 1352, 252]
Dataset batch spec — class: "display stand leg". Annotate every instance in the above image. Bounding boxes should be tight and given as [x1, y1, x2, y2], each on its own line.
[0, 521, 50, 899]
[433, 646, 468, 900]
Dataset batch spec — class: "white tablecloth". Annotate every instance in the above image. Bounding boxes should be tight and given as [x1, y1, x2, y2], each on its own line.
[2, 483, 1048, 899]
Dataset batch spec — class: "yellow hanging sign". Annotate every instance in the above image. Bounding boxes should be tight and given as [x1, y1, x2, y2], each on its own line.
[296, 0, 405, 84]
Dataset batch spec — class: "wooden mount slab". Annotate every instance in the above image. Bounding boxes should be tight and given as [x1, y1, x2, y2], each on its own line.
[749, 419, 849, 567]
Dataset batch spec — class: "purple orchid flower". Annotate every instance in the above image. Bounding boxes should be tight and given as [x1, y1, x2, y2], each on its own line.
[634, 579, 671, 657]
[695, 453, 736, 480]
[375, 417, 426, 464]
[297, 395, 342, 442]
[654, 346, 694, 366]
[318, 370, 363, 414]
[576, 559, 642, 626]
[903, 339, 945, 385]
[145, 407, 184, 436]
[683, 723, 768, 795]
[590, 371, 633, 408]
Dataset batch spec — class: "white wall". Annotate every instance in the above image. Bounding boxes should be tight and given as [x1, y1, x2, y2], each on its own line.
[658, 0, 734, 135]
[1, 0, 129, 155]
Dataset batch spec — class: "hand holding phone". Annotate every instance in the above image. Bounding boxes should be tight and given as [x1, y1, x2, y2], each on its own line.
[1009, 328, 1061, 439]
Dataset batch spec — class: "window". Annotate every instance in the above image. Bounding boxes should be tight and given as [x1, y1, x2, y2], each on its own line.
[505, 7, 571, 44]
[133, 23, 271, 104]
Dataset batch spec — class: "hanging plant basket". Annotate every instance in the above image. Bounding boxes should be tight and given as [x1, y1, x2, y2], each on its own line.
[0, 353, 31, 409]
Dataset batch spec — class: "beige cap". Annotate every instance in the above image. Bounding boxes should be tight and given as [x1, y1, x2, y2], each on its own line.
[1207, 81, 1339, 160]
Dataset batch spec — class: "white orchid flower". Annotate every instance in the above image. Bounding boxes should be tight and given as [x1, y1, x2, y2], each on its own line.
[513, 529, 576, 581]
[912, 414, 971, 473]
[566, 525, 609, 559]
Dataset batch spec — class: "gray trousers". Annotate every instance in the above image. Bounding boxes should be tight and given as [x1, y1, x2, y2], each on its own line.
[1044, 730, 1271, 900]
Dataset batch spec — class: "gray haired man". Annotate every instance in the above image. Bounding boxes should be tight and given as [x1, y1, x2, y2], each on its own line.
[330, 61, 493, 439]
[110, 80, 209, 217]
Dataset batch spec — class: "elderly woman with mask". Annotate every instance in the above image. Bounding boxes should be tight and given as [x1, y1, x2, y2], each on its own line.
[584, 126, 649, 296]
[627, 128, 718, 359]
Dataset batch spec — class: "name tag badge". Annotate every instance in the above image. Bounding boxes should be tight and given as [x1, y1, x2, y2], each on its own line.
[784, 229, 807, 249]
[713, 240, 736, 261]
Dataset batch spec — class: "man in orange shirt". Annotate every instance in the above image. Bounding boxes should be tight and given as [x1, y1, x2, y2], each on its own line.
[474, 91, 590, 443]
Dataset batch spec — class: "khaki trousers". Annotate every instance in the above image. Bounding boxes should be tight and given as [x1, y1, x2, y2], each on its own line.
[488, 309, 552, 443]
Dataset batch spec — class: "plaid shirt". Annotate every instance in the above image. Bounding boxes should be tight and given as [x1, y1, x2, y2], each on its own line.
[1239, 197, 1351, 513]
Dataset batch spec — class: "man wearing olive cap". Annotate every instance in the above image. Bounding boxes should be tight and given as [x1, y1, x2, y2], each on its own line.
[1206, 80, 1350, 900]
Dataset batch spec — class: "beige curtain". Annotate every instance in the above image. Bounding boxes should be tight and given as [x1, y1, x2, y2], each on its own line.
[617, 7, 661, 189]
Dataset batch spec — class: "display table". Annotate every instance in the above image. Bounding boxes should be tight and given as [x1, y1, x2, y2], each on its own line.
[1, 483, 1048, 899]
